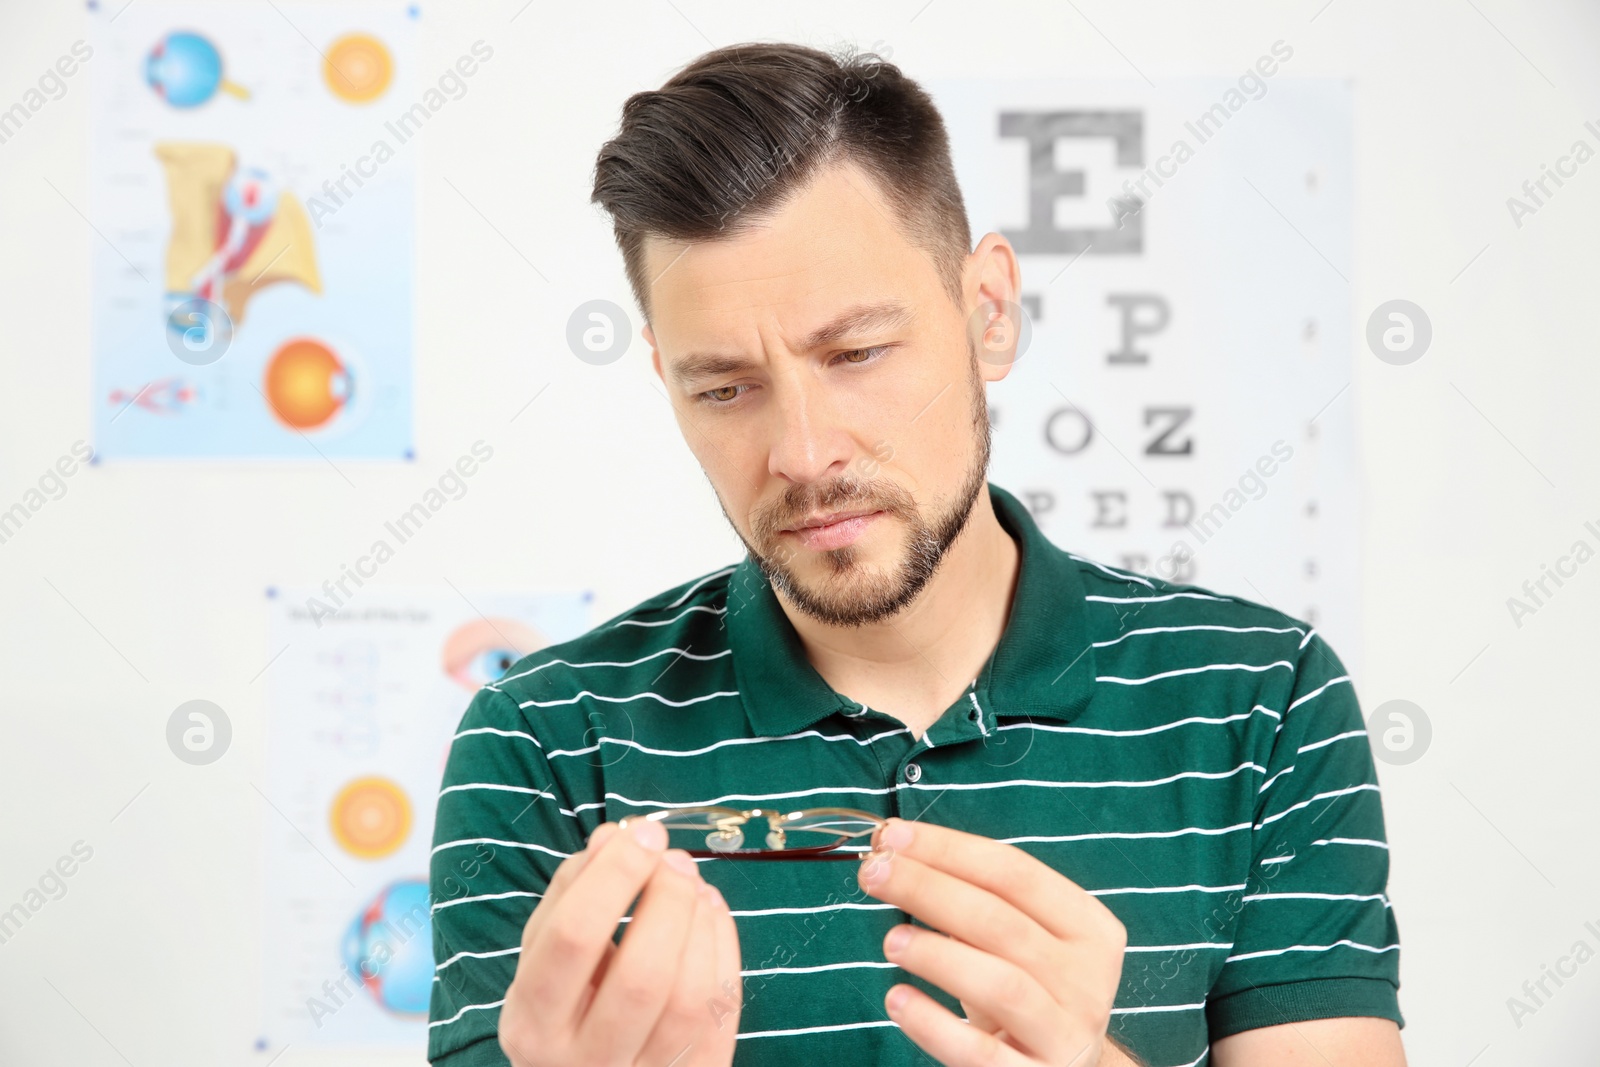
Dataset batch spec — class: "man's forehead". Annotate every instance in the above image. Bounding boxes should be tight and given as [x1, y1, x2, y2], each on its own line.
[643, 162, 931, 351]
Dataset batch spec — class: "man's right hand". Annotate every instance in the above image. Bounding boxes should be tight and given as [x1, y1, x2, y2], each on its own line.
[497, 818, 744, 1066]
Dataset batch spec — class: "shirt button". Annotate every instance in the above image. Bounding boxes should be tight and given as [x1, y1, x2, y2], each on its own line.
[904, 762, 922, 783]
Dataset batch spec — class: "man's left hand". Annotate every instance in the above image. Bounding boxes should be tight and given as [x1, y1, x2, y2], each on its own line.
[856, 816, 1136, 1066]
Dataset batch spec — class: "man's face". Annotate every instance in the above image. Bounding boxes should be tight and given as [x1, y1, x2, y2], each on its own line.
[643, 160, 1013, 626]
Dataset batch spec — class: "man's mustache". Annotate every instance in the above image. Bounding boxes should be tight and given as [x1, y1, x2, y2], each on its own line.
[750, 476, 916, 545]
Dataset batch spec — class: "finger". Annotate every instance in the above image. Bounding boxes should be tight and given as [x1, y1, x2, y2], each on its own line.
[883, 923, 1086, 1062]
[517, 821, 621, 950]
[572, 938, 619, 1024]
[883, 983, 1035, 1067]
[708, 882, 742, 1047]
[868, 818, 1111, 943]
[585, 819, 623, 851]
[636, 879, 719, 1065]
[590, 938, 617, 989]
[961, 999, 1002, 1034]
[859, 850, 1067, 993]
[520, 817, 671, 1026]
[518, 824, 621, 1028]
[953, 935, 1003, 1035]
[575, 848, 705, 1063]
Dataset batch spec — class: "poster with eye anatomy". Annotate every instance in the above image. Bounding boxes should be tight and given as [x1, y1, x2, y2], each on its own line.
[259, 587, 591, 1049]
[927, 72, 1363, 672]
[88, 2, 417, 458]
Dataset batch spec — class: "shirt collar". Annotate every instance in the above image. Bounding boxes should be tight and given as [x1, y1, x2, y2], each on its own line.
[726, 482, 1097, 737]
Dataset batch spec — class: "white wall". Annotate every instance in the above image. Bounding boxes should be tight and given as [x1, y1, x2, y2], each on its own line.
[1, 1, 1597, 1064]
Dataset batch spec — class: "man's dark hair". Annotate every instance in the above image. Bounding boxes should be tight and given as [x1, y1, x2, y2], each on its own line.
[590, 41, 972, 323]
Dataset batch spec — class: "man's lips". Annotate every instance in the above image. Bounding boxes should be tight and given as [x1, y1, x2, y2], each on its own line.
[780, 508, 886, 551]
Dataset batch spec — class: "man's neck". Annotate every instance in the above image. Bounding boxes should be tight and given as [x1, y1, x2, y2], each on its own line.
[773, 490, 1022, 740]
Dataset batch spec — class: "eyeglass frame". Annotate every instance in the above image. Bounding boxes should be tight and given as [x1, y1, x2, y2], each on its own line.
[616, 805, 887, 860]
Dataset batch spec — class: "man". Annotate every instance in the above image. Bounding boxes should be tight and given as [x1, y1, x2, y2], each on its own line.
[428, 41, 1404, 1067]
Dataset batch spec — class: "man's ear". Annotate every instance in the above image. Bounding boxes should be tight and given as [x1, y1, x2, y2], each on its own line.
[965, 232, 1023, 386]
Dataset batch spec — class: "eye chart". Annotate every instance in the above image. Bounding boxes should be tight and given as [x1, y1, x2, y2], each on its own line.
[927, 65, 1362, 672]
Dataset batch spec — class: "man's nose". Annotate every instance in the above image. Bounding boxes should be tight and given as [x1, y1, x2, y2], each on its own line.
[765, 381, 851, 486]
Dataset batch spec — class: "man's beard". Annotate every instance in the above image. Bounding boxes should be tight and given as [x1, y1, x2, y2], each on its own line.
[718, 355, 993, 628]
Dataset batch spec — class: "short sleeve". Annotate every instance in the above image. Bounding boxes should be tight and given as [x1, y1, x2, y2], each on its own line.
[428, 685, 589, 1065]
[1205, 631, 1403, 1039]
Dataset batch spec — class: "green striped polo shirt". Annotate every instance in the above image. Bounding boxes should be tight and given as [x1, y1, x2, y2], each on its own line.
[428, 482, 1402, 1067]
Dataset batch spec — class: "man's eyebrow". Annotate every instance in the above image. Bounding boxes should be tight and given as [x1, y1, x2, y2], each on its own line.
[668, 353, 759, 388]
[666, 301, 915, 388]
[798, 300, 915, 351]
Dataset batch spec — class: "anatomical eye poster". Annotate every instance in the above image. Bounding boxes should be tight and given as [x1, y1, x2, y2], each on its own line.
[927, 71, 1362, 670]
[258, 586, 591, 1049]
[89, 2, 416, 458]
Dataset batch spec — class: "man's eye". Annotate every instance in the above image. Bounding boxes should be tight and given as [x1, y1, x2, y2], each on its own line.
[702, 384, 743, 403]
[836, 345, 889, 365]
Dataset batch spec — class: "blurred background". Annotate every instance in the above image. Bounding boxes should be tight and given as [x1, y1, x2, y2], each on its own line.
[2, 0, 1597, 1063]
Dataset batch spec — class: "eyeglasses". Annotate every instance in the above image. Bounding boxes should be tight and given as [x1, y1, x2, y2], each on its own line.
[616, 806, 886, 861]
